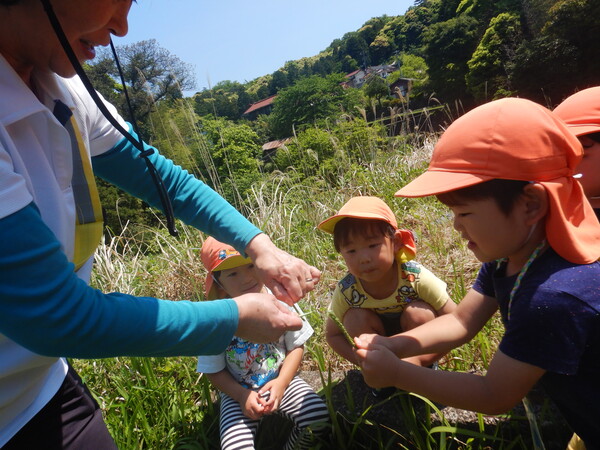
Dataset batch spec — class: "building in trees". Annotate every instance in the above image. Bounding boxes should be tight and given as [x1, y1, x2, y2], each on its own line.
[242, 95, 277, 120]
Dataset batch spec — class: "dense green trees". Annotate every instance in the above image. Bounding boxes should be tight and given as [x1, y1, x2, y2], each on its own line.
[85, 0, 600, 236]
[268, 74, 363, 138]
[466, 13, 522, 101]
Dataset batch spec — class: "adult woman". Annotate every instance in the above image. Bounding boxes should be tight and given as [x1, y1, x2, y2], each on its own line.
[0, 0, 319, 447]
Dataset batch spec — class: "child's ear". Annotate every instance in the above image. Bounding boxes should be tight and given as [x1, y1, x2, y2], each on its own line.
[522, 183, 549, 225]
[392, 229, 405, 252]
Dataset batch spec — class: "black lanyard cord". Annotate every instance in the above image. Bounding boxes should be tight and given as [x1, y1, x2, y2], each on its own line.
[39, 0, 178, 237]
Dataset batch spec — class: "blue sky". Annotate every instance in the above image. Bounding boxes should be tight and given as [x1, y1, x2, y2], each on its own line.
[117, 0, 415, 94]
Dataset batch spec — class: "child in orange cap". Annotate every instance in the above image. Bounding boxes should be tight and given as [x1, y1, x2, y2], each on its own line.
[554, 86, 600, 220]
[196, 237, 329, 450]
[318, 196, 455, 376]
[355, 98, 600, 449]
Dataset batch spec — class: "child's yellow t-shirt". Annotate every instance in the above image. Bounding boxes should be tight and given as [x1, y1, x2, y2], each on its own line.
[328, 260, 449, 320]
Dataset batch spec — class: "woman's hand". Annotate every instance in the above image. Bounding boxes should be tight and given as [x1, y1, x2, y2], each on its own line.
[234, 293, 302, 343]
[245, 234, 320, 305]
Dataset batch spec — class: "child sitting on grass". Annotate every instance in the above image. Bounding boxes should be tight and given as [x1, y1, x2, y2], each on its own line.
[318, 196, 456, 374]
[355, 98, 600, 449]
[554, 86, 600, 220]
[196, 237, 329, 450]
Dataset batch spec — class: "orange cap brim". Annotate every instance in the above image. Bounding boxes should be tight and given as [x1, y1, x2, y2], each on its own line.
[565, 124, 600, 137]
[395, 171, 493, 198]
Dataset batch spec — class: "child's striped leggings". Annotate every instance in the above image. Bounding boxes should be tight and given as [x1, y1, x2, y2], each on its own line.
[218, 376, 329, 449]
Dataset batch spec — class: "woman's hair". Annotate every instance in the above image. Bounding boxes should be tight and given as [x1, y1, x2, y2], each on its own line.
[333, 218, 396, 252]
[0, 0, 19, 5]
[436, 179, 529, 215]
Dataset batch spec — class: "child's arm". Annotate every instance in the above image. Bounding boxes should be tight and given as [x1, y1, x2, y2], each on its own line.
[356, 344, 545, 415]
[435, 295, 457, 315]
[206, 370, 266, 420]
[357, 288, 497, 358]
[258, 346, 305, 413]
[325, 315, 359, 365]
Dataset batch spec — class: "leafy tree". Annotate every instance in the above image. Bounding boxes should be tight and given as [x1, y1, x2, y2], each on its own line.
[340, 55, 360, 73]
[519, 0, 557, 35]
[509, 35, 579, 103]
[268, 70, 289, 95]
[273, 118, 387, 185]
[422, 15, 481, 103]
[394, 53, 428, 81]
[369, 34, 397, 65]
[268, 74, 362, 138]
[364, 75, 390, 107]
[336, 118, 387, 164]
[273, 128, 334, 180]
[456, 0, 521, 26]
[83, 59, 121, 106]
[397, 4, 438, 53]
[466, 13, 522, 101]
[343, 32, 371, 68]
[198, 118, 263, 205]
[193, 80, 254, 120]
[87, 39, 195, 137]
[377, 16, 407, 56]
[357, 16, 390, 47]
[542, 0, 600, 93]
[283, 61, 301, 85]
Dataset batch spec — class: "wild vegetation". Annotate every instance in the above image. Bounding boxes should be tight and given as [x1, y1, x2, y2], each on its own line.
[75, 104, 571, 448]
[76, 0, 597, 447]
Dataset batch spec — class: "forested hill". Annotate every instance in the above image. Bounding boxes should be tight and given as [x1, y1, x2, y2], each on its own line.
[84, 0, 598, 238]
[190, 0, 598, 119]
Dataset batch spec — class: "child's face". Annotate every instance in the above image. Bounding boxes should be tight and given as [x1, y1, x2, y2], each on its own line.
[215, 263, 264, 298]
[448, 196, 533, 263]
[339, 230, 398, 286]
[577, 134, 600, 207]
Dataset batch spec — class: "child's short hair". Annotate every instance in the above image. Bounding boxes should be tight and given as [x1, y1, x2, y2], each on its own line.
[332, 217, 396, 252]
[437, 179, 529, 216]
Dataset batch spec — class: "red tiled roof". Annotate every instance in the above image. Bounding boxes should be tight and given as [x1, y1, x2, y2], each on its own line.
[243, 95, 277, 115]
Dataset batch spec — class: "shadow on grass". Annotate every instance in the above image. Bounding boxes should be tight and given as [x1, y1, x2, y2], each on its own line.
[173, 369, 572, 450]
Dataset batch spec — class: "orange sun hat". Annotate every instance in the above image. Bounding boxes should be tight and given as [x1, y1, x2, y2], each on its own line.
[317, 196, 417, 263]
[554, 87, 600, 137]
[395, 97, 600, 264]
[200, 236, 251, 300]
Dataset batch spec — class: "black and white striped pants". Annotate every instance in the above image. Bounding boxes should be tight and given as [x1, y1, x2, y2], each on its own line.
[219, 376, 329, 449]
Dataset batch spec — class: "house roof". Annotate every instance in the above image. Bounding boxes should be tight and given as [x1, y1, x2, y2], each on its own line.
[262, 138, 293, 151]
[243, 95, 277, 115]
[345, 69, 361, 78]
